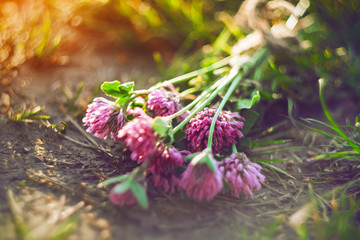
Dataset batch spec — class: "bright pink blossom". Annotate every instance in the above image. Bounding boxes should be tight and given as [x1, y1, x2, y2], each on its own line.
[117, 115, 158, 163]
[147, 88, 182, 117]
[218, 153, 265, 198]
[83, 97, 124, 140]
[185, 107, 245, 154]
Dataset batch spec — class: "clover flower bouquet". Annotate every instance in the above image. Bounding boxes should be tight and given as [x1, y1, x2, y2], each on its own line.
[87, 48, 269, 208]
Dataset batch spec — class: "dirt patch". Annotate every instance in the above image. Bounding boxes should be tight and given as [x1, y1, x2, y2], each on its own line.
[1, 43, 359, 240]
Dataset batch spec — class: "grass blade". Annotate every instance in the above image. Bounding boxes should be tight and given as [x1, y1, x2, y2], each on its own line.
[319, 79, 360, 155]
[262, 162, 296, 180]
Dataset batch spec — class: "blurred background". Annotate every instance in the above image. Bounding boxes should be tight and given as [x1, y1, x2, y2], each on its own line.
[0, 0, 240, 69]
[1, 0, 360, 107]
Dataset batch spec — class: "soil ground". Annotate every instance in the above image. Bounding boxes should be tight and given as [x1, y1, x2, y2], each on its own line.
[1, 41, 359, 240]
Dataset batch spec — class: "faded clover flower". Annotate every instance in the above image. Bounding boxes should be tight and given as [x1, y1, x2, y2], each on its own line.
[109, 187, 138, 206]
[147, 87, 182, 117]
[179, 155, 223, 200]
[218, 153, 265, 198]
[185, 107, 245, 154]
[83, 97, 124, 140]
[117, 114, 158, 163]
[146, 145, 186, 194]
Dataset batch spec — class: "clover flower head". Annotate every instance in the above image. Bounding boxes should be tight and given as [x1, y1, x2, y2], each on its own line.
[218, 153, 265, 198]
[146, 145, 185, 194]
[147, 87, 182, 117]
[83, 97, 124, 140]
[149, 145, 184, 174]
[185, 107, 245, 154]
[147, 172, 181, 194]
[179, 157, 223, 200]
[117, 114, 158, 163]
[109, 188, 137, 206]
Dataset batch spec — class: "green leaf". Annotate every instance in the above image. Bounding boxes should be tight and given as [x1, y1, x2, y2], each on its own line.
[236, 91, 260, 110]
[101, 80, 134, 105]
[101, 81, 134, 105]
[118, 81, 134, 95]
[113, 180, 132, 194]
[241, 109, 259, 134]
[152, 117, 171, 136]
[116, 97, 128, 106]
[131, 182, 148, 209]
[101, 81, 122, 98]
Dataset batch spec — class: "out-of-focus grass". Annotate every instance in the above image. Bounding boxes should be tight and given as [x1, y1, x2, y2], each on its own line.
[289, 182, 360, 240]
[0, 0, 79, 71]
[258, 0, 360, 103]
[9, 106, 50, 123]
[1, 0, 359, 107]
[299, 79, 360, 162]
[0, 0, 242, 73]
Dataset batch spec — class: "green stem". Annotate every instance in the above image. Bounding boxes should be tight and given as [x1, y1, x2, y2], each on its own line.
[206, 47, 269, 151]
[207, 73, 242, 149]
[173, 68, 239, 134]
[148, 56, 231, 91]
[122, 90, 149, 112]
[169, 76, 227, 119]
[179, 87, 201, 97]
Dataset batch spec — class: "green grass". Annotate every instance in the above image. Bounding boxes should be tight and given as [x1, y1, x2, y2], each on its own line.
[9, 106, 50, 123]
[289, 182, 360, 240]
[299, 79, 360, 162]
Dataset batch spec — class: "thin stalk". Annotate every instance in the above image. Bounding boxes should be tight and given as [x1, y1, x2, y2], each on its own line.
[179, 87, 202, 97]
[149, 56, 231, 91]
[312, 150, 359, 161]
[172, 69, 239, 134]
[207, 73, 242, 150]
[169, 76, 227, 119]
[207, 48, 269, 151]
[122, 90, 149, 112]
[190, 91, 212, 114]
